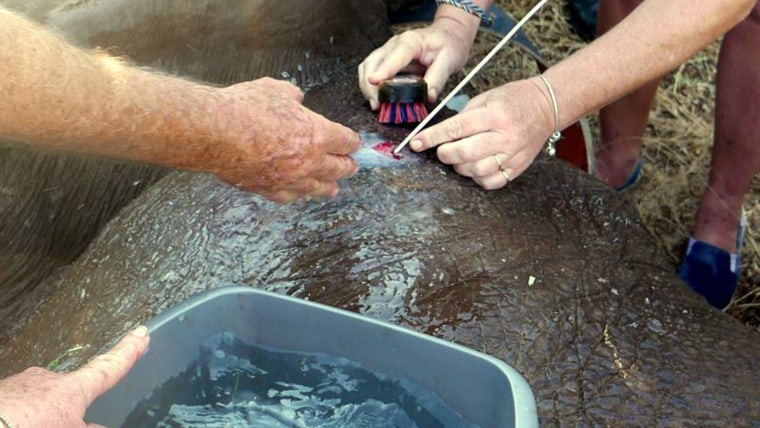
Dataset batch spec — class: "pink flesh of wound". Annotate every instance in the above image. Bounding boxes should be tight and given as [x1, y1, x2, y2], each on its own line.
[372, 141, 402, 160]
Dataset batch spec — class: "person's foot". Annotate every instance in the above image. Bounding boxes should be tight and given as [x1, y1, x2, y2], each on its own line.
[692, 189, 745, 253]
[679, 236, 741, 310]
[593, 139, 642, 190]
[679, 190, 747, 310]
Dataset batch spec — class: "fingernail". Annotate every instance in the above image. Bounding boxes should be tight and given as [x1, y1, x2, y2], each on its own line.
[370, 99, 378, 111]
[131, 325, 149, 337]
[410, 139, 422, 151]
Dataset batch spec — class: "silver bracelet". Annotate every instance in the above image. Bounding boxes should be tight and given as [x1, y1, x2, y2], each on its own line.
[435, 0, 493, 27]
[537, 74, 562, 156]
[0, 414, 13, 428]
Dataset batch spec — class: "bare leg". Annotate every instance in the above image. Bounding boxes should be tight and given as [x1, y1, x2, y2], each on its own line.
[593, 0, 660, 189]
[678, 2, 760, 309]
[692, 2, 760, 253]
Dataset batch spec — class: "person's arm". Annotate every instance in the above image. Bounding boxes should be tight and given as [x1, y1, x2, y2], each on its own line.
[433, 0, 492, 37]
[0, 7, 360, 203]
[544, 0, 753, 131]
[0, 326, 149, 427]
[409, 0, 754, 188]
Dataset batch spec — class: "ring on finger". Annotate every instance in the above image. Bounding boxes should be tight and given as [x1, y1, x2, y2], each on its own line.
[501, 169, 511, 184]
[492, 154, 504, 171]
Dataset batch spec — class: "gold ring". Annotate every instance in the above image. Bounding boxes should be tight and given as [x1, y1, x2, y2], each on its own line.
[501, 169, 511, 184]
[493, 154, 503, 171]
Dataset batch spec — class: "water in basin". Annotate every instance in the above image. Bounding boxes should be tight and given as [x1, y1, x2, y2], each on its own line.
[125, 332, 478, 427]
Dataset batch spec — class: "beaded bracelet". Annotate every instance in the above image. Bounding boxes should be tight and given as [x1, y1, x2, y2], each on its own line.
[435, 0, 493, 27]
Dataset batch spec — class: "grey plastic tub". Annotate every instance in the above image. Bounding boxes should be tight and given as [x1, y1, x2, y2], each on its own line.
[86, 287, 538, 427]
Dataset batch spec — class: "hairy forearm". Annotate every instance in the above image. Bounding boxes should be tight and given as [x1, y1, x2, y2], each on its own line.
[0, 7, 222, 171]
[543, 0, 754, 129]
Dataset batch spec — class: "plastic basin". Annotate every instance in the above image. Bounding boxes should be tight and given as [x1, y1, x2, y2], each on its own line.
[86, 287, 537, 427]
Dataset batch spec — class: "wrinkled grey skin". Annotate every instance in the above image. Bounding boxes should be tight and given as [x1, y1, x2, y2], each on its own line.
[0, 0, 387, 340]
[0, 1, 759, 426]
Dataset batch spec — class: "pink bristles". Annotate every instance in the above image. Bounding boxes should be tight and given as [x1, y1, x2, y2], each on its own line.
[378, 102, 428, 124]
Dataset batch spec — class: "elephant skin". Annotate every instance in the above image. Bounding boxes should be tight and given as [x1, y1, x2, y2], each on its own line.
[0, 0, 388, 341]
[0, 1, 758, 426]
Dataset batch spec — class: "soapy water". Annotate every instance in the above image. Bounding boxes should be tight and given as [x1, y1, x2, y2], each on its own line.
[355, 94, 471, 168]
[354, 131, 407, 168]
[125, 332, 478, 428]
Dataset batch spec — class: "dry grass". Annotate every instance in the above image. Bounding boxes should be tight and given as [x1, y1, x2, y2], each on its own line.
[405, 0, 759, 327]
[495, 0, 760, 328]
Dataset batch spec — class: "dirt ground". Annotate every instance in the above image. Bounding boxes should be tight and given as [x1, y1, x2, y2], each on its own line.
[432, 0, 760, 328]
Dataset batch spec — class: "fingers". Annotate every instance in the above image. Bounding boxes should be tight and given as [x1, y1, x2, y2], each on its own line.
[358, 47, 396, 110]
[453, 153, 514, 188]
[455, 153, 505, 178]
[403, 103, 538, 190]
[438, 135, 507, 169]
[409, 108, 492, 156]
[473, 168, 512, 190]
[313, 116, 361, 156]
[456, 159, 514, 190]
[260, 189, 301, 204]
[366, 38, 420, 85]
[357, 61, 380, 111]
[67, 326, 150, 405]
[312, 153, 359, 181]
[455, 148, 535, 190]
[260, 179, 339, 203]
[256, 155, 357, 203]
[358, 32, 424, 110]
[422, 51, 459, 103]
[289, 154, 358, 199]
[257, 152, 358, 203]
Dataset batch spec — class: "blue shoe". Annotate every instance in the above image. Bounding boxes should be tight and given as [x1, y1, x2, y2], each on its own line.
[614, 158, 644, 192]
[678, 215, 748, 310]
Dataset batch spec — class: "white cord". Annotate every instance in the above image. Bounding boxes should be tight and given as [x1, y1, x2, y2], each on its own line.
[393, 0, 551, 154]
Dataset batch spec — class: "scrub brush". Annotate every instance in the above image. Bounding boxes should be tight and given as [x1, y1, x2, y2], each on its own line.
[377, 75, 429, 124]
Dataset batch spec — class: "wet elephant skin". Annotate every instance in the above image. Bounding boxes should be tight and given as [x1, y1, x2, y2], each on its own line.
[0, 149, 166, 342]
[0, 0, 389, 341]
[1, 1, 759, 426]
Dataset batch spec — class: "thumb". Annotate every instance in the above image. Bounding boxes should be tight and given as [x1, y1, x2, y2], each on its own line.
[422, 57, 457, 104]
[68, 326, 150, 405]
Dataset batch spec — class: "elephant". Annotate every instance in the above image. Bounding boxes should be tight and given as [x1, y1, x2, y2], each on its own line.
[0, 0, 758, 426]
[0, 0, 388, 342]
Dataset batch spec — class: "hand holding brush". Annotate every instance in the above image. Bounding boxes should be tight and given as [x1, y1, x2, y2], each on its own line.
[357, 10, 480, 111]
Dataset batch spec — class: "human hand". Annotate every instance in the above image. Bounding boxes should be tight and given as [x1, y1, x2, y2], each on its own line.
[408, 77, 554, 189]
[0, 326, 149, 428]
[204, 77, 361, 203]
[357, 17, 478, 110]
